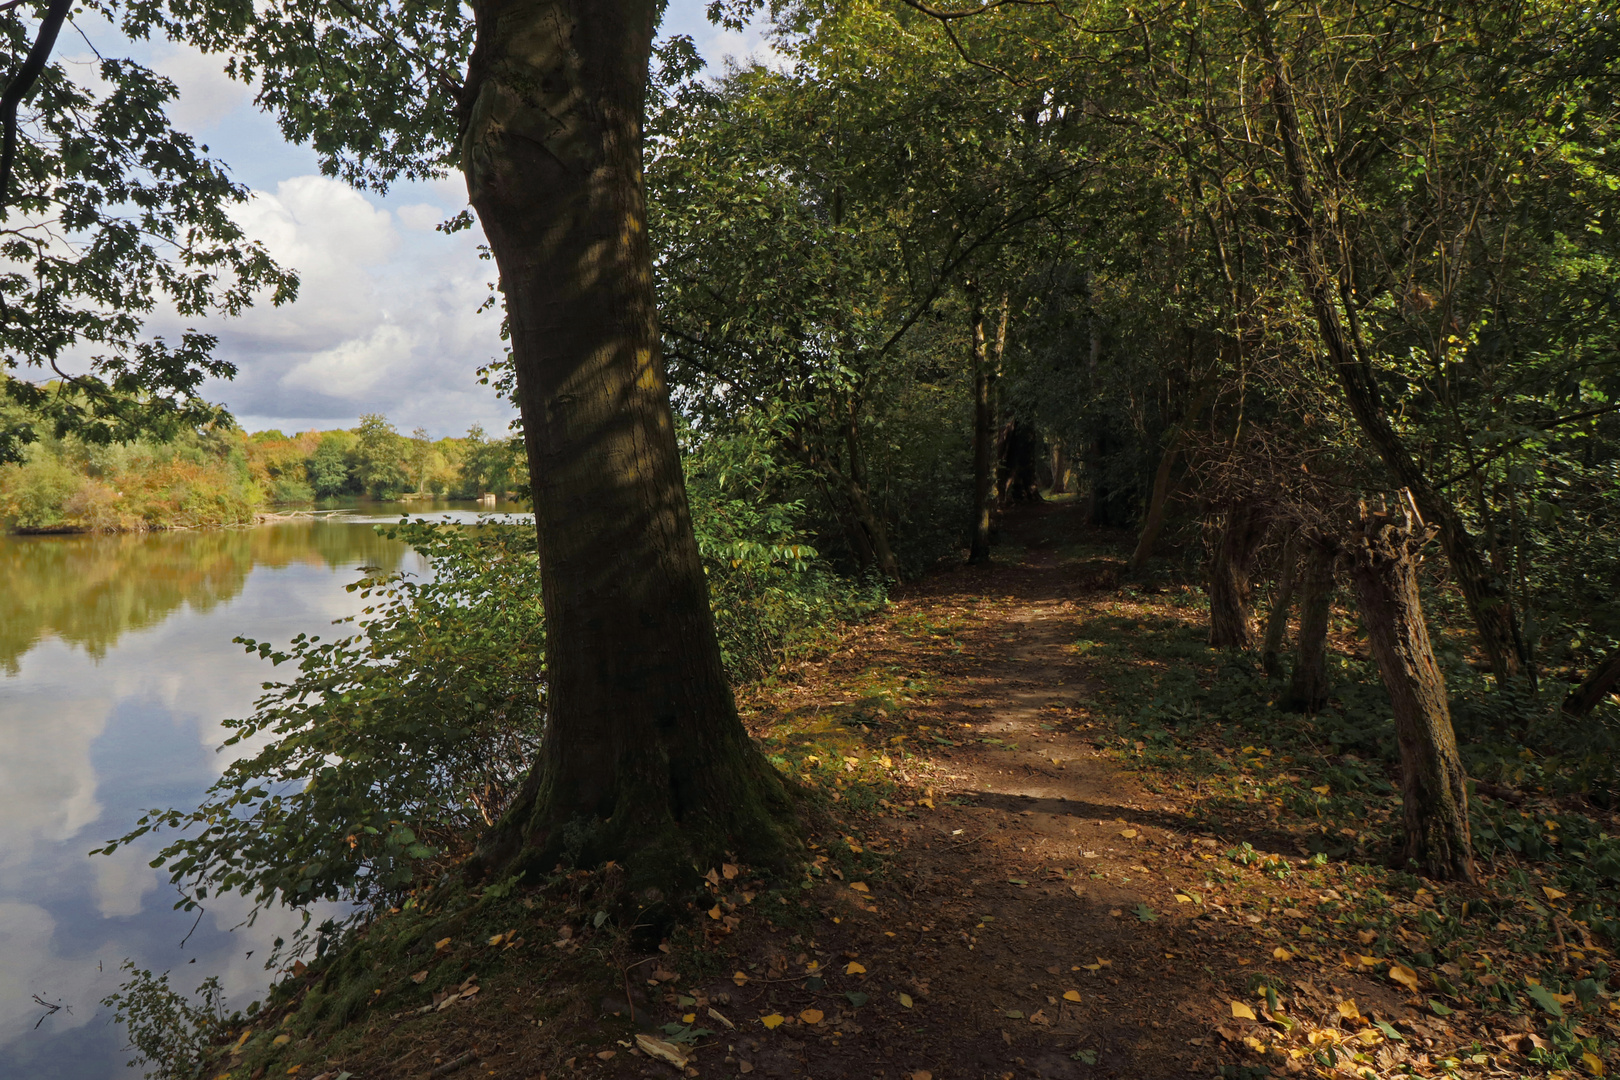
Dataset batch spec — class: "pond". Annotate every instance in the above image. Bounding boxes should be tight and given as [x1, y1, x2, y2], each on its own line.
[0, 502, 530, 1079]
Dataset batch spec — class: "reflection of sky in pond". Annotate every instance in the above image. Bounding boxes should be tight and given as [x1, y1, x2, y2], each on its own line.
[0, 512, 482, 1078]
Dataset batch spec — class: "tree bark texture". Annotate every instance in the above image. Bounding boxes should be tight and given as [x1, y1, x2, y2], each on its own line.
[1128, 376, 1216, 573]
[1564, 645, 1620, 718]
[1346, 508, 1477, 882]
[1260, 533, 1299, 680]
[460, 0, 796, 891]
[968, 296, 993, 564]
[1285, 536, 1337, 713]
[1208, 501, 1267, 649]
[1249, 4, 1530, 688]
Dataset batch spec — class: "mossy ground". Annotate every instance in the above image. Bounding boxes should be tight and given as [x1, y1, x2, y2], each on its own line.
[195, 500, 1619, 1080]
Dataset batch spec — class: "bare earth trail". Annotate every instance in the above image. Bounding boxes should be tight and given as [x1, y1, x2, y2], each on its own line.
[661, 500, 1411, 1080]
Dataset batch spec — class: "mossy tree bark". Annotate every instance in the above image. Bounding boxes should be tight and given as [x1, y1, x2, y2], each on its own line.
[1260, 532, 1299, 680]
[461, 0, 798, 893]
[1285, 535, 1338, 712]
[1346, 506, 1477, 882]
[1208, 501, 1267, 649]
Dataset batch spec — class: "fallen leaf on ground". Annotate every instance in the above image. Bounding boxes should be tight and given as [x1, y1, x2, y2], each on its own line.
[1389, 964, 1420, 992]
[434, 937, 451, 951]
[1337, 1000, 1360, 1021]
[1175, 893, 1193, 903]
[1230, 1001, 1256, 1020]
[732, 971, 749, 986]
[850, 882, 870, 893]
[1583, 1050, 1605, 1076]
[1063, 990, 1082, 1002]
[1029, 1008, 1051, 1026]
[1544, 886, 1567, 901]
[1120, 829, 1138, 838]
[595, 1050, 615, 1060]
[898, 993, 914, 1008]
[708, 1007, 735, 1029]
[846, 961, 867, 975]
[723, 863, 739, 879]
[635, 1034, 689, 1067]
[911, 1072, 933, 1080]
[760, 1014, 785, 1030]
[1273, 947, 1292, 961]
[800, 1008, 824, 1025]
[271, 1034, 291, 1046]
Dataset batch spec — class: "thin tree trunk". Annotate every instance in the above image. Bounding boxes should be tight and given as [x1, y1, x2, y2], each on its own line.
[1129, 376, 1217, 573]
[1048, 441, 1070, 495]
[1208, 501, 1267, 649]
[1261, 533, 1299, 680]
[968, 295, 992, 564]
[461, 0, 797, 891]
[1564, 646, 1620, 717]
[1249, 4, 1530, 688]
[1286, 536, 1337, 712]
[1346, 505, 1477, 882]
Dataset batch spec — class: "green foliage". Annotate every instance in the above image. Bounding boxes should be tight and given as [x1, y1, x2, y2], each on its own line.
[353, 414, 410, 499]
[0, 20, 296, 463]
[104, 519, 547, 916]
[100, 962, 232, 1080]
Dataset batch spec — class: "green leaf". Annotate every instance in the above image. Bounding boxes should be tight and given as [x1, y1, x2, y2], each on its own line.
[1374, 1020, 1405, 1041]
[1427, 999, 1453, 1016]
[1524, 983, 1564, 1017]
[1133, 903, 1159, 923]
[845, 991, 869, 1007]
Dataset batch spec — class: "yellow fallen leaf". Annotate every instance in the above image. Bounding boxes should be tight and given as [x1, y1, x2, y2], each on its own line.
[1338, 999, 1360, 1021]
[845, 961, 867, 975]
[682, 1013, 696, 1024]
[850, 882, 870, 893]
[911, 1072, 933, 1080]
[805, 960, 820, 972]
[723, 863, 739, 879]
[1121, 829, 1138, 838]
[1389, 964, 1421, 992]
[487, 933, 504, 946]
[285, 1067, 301, 1076]
[1583, 1050, 1606, 1076]
[1543, 886, 1567, 901]
[230, 1030, 253, 1053]
[636, 1034, 690, 1067]
[898, 992, 914, 1008]
[1311, 785, 1330, 794]
[800, 1008, 824, 1025]
[760, 1013, 785, 1029]
[708, 905, 721, 919]
[271, 1034, 291, 1046]
[1175, 894, 1193, 903]
[1358, 955, 1378, 968]
[1063, 990, 1082, 1002]
[1231, 1001, 1257, 1020]
[1083, 962, 1102, 971]
[434, 937, 451, 951]
[732, 970, 749, 986]
[1273, 947, 1293, 961]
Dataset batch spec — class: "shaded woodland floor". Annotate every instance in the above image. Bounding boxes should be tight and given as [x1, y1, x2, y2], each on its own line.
[256, 499, 1618, 1080]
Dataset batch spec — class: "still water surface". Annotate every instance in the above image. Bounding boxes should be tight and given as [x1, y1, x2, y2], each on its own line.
[0, 503, 527, 1079]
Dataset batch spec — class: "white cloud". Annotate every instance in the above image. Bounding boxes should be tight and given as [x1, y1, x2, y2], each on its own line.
[396, 202, 447, 231]
[282, 323, 416, 398]
[151, 43, 251, 132]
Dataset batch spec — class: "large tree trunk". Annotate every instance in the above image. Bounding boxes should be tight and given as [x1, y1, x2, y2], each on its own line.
[1346, 506, 1477, 882]
[460, 0, 797, 892]
[1208, 501, 1267, 649]
[1260, 532, 1299, 680]
[1285, 536, 1337, 713]
[1564, 645, 1620, 717]
[968, 295, 993, 564]
[1249, 5, 1530, 688]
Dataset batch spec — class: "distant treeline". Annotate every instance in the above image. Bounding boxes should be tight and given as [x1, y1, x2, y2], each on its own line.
[0, 407, 526, 534]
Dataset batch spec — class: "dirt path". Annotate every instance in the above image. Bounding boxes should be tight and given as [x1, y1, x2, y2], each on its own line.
[694, 502, 1338, 1080]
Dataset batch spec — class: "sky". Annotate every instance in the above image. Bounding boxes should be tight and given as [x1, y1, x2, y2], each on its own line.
[69, 2, 773, 440]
